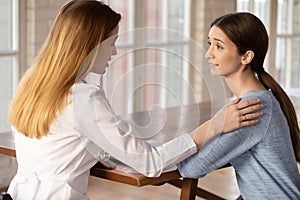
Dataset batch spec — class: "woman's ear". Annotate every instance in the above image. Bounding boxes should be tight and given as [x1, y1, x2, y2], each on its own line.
[241, 50, 254, 65]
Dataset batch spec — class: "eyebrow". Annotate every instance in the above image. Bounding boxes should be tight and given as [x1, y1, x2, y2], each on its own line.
[208, 37, 225, 44]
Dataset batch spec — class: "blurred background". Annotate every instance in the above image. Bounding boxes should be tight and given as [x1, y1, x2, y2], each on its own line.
[1, 0, 300, 133]
[1, 0, 300, 196]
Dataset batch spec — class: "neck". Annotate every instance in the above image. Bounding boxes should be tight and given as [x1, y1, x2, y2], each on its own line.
[224, 68, 265, 98]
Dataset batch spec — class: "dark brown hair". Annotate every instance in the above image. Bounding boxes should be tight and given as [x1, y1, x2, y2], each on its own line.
[211, 12, 300, 161]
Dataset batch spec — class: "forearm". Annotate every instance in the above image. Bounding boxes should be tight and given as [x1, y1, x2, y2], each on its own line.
[76, 86, 198, 177]
[190, 120, 218, 149]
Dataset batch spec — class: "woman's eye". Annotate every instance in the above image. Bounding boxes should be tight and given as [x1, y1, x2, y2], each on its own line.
[207, 41, 211, 46]
[216, 44, 223, 49]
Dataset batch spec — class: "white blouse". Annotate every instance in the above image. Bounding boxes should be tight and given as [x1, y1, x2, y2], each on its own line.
[8, 72, 197, 200]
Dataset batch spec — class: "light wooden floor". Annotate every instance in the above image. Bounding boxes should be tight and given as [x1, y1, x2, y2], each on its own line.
[87, 167, 241, 200]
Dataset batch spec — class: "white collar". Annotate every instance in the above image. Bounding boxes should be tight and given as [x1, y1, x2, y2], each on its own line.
[82, 72, 102, 87]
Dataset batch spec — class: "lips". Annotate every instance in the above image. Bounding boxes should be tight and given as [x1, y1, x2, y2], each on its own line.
[209, 63, 218, 68]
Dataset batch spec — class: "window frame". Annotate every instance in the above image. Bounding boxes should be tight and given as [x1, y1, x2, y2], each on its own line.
[0, 0, 24, 133]
[104, 0, 192, 114]
[237, 0, 300, 89]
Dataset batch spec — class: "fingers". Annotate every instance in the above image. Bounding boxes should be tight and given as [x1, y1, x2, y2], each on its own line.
[236, 98, 260, 110]
[239, 111, 263, 129]
[240, 112, 263, 122]
[240, 119, 260, 127]
[219, 98, 264, 133]
[239, 103, 264, 116]
[246, 112, 263, 120]
[240, 115, 246, 122]
[229, 97, 241, 105]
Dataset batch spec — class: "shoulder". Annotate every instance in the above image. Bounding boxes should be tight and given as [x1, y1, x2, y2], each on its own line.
[241, 90, 287, 131]
[241, 90, 274, 112]
[241, 90, 272, 102]
[71, 81, 106, 99]
[240, 90, 275, 133]
[72, 81, 99, 93]
[71, 82, 109, 115]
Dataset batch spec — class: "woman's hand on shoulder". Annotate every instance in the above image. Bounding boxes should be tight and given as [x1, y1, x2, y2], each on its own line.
[211, 98, 263, 133]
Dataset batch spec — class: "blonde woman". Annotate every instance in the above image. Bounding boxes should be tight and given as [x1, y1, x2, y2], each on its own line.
[7, 1, 263, 199]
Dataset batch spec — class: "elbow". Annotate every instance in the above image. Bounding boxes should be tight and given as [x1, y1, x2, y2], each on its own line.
[142, 171, 162, 177]
[177, 163, 206, 179]
[179, 170, 206, 179]
[138, 166, 163, 177]
[127, 160, 163, 177]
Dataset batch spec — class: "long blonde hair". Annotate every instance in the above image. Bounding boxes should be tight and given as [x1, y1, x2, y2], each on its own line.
[8, 0, 121, 138]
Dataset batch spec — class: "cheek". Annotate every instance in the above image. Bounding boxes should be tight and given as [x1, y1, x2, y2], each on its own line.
[97, 45, 112, 62]
[222, 51, 240, 65]
[214, 54, 241, 75]
[93, 50, 111, 72]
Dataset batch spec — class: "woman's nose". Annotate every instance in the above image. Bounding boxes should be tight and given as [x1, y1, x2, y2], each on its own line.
[205, 47, 212, 59]
[112, 45, 117, 55]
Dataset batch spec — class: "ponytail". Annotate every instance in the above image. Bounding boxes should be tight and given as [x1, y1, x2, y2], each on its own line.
[258, 71, 300, 161]
[213, 12, 300, 161]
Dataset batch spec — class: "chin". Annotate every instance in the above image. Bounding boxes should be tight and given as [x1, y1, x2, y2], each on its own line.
[210, 69, 221, 76]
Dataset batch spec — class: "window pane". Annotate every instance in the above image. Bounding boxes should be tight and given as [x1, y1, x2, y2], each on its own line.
[291, 37, 300, 87]
[104, 0, 190, 112]
[144, 48, 163, 109]
[0, 0, 17, 133]
[0, 57, 15, 132]
[253, 0, 269, 27]
[236, 0, 250, 11]
[275, 38, 287, 86]
[294, 0, 300, 34]
[146, 0, 163, 27]
[236, 0, 269, 30]
[0, 0, 13, 50]
[275, 37, 300, 88]
[276, 0, 300, 88]
[166, 46, 184, 106]
[168, 0, 185, 33]
[277, 0, 289, 34]
[146, 0, 164, 43]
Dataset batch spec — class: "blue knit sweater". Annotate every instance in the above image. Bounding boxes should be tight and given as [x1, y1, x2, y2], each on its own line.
[178, 90, 300, 199]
